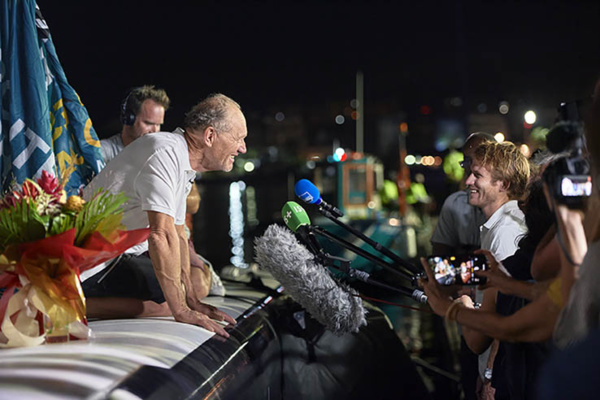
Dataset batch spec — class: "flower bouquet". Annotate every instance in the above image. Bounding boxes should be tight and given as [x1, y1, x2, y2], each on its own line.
[0, 171, 149, 347]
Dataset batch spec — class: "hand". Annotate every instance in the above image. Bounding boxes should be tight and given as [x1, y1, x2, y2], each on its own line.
[418, 257, 453, 317]
[474, 249, 511, 292]
[456, 294, 475, 309]
[187, 296, 237, 325]
[173, 306, 235, 338]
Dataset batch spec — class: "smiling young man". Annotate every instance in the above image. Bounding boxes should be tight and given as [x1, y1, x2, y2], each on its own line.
[462, 140, 530, 397]
[466, 141, 530, 263]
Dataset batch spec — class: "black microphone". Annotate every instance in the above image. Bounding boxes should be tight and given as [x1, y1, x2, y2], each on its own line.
[254, 224, 367, 335]
[314, 209, 421, 276]
[309, 225, 415, 281]
[336, 266, 428, 304]
[294, 179, 344, 218]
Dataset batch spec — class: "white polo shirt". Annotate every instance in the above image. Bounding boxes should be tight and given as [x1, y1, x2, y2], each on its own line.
[480, 200, 527, 263]
[82, 129, 196, 280]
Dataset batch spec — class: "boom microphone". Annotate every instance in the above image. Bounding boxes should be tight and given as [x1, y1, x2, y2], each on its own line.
[254, 224, 367, 335]
[294, 179, 344, 218]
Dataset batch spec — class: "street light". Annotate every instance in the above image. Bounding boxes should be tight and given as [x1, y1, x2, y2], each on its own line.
[524, 110, 537, 125]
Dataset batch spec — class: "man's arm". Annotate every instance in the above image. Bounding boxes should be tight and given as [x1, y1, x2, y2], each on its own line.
[147, 211, 232, 337]
[176, 224, 210, 304]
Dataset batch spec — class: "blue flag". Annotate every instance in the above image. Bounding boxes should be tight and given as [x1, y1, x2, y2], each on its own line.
[0, 0, 104, 196]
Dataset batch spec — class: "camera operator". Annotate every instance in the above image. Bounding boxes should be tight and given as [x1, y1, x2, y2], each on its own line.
[535, 79, 600, 400]
[550, 86, 600, 349]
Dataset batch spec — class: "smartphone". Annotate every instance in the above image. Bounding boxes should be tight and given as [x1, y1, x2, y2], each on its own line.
[426, 254, 488, 286]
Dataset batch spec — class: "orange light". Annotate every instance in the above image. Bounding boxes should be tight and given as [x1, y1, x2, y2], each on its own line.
[399, 122, 408, 133]
[351, 111, 359, 120]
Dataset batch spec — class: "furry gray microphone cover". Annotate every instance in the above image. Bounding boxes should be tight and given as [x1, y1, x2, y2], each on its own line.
[254, 224, 367, 335]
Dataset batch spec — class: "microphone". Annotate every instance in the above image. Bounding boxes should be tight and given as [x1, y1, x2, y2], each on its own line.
[281, 201, 323, 256]
[281, 201, 427, 303]
[294, 179, 344, 218]
[254, 224, 367, 335]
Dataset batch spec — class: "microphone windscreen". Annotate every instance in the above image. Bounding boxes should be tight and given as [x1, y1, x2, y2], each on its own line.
[294, 179, 321, 204]
[255, 224, 367, 335]
[282, 201, 311, 233]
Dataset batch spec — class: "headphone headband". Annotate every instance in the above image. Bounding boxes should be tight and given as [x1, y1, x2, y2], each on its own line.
[120, 90, 136, 126]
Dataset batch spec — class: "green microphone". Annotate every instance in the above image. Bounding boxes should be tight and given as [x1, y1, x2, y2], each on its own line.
[281, 201, 311, 233]
[281, 201, 323, 255]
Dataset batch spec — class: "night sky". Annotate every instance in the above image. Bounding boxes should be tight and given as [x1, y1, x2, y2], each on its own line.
[35, 1, 600, 266]
[39, 1, 600, 138]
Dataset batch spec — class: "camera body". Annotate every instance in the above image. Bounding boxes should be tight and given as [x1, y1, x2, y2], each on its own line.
[426, 254, 488, 286]
[543, 102, 592, 209]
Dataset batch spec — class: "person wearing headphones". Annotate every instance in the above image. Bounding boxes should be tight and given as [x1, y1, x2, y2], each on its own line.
[101, 85, 170, 163]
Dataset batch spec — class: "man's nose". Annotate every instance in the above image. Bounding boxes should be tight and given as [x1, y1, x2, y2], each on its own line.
[239, 140, 247, 154]
[465, 173, 475, 185]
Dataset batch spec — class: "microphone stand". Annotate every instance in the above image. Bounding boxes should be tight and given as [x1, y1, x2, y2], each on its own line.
[315, 251, 427, 304]
[309, 225, 414, 281]
[315, 207, 421, 275]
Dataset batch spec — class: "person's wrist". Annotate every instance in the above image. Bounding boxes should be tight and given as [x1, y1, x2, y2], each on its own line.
[445, 298, 465, 321]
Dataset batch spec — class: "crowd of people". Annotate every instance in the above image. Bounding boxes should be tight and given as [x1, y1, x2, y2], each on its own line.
[420, 78, 600, 399]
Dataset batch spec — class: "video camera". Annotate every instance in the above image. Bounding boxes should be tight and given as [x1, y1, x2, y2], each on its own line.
[543, 101, 592, 209]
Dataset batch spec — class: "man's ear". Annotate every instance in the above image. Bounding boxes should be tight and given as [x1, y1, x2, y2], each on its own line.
[204, 126, 216, 147]
[498, 179, 510, 193]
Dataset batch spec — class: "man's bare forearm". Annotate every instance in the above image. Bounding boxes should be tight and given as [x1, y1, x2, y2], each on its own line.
[175, 224, 195, 304]
[147, 212, 187, 316]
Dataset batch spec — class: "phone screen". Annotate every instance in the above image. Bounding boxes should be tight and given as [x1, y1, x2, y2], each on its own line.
[426, 254, 487, 285]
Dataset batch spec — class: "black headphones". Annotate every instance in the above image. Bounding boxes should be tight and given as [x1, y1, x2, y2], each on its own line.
[120, 90, 136, 126]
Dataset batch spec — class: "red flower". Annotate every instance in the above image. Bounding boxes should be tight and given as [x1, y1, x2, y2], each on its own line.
[37, 170, 63, 199]
[22, 180, 39, 199]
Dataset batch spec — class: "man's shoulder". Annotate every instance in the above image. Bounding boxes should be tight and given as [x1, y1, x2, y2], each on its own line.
[440, 190, 477, 215]
[100, 133, 123, 163]
[497, 200, 526, 224]
[441, 190, 468, 206]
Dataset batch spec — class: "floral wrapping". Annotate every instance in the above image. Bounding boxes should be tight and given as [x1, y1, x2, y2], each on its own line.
[0, 171, 149, 347]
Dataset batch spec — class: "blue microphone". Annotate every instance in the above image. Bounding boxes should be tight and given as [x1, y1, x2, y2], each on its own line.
[294, 179, 344, 218]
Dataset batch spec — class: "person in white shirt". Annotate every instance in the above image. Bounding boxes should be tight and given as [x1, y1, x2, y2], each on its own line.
[83, 93, 246, 338]
[100, 85, 170, 163]
[461, 140, 530, 397]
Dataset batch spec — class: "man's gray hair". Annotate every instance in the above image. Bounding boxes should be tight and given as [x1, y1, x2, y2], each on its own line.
[183, 93, 241, 133]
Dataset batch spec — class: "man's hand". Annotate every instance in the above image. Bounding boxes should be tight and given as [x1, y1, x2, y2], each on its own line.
[173, 306, 235, 338]
[187, 298, 237, 325]
[474, 249, 511, 292]
[418, 257, 453, 317]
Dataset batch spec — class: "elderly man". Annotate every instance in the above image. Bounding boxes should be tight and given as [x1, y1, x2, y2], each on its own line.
[82, 93, 245, 338]
[101, 85, 170, 163]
